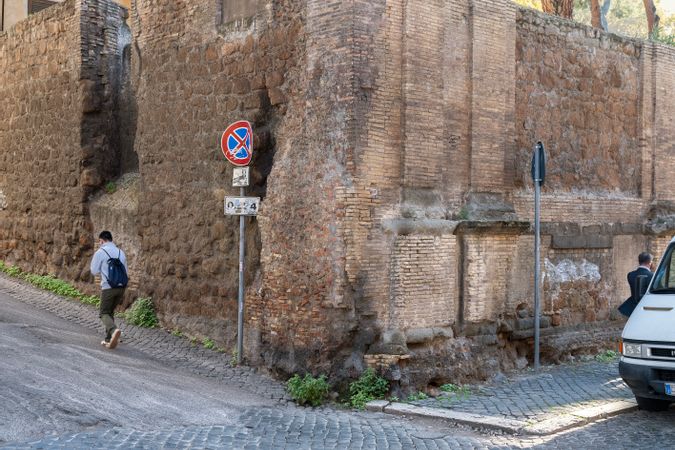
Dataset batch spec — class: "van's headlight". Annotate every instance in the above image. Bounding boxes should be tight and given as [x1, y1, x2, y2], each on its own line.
[622, 342, 642, 357]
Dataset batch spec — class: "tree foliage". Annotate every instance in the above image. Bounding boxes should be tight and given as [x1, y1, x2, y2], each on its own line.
[512, 0, 675, 43]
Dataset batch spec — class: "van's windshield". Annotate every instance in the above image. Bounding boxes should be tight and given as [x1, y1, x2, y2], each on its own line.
[650, 244, 675, 294]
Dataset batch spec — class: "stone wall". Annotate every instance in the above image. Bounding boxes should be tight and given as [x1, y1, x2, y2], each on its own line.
[127, 0, 342, 362]
[0, 0, 126, 286]
[515, 10, 641, 193]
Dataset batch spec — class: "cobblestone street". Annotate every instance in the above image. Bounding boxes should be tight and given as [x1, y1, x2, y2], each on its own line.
[2, 273, 675, 450]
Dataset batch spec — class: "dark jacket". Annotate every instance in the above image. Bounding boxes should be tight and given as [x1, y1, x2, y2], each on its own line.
[619, 266, 654, 317]
[627, 266, 653, 302]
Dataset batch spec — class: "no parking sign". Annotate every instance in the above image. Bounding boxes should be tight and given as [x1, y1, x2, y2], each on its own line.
[221, 120, 253, 166]
[219, 120, 256, 366]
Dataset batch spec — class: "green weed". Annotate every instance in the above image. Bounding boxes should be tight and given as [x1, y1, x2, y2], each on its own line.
[0, 262, 101, 307]
[0, 261, 24, 278]
[406, 391, 429, 402]
[440, 383, 471, 400]
[456, 206, 469, 220]
[104, 181, 117, 194]
[596, 349, 618, 363]
[349, 368, 389, 409]
[202, 338, 215, 350]
[123, 297, 159, 328]
[287, 373, 330, 407]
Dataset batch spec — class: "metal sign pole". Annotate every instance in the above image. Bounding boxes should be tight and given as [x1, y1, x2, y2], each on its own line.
[533, 144, 542, 372]
[221, 120, 254, 366]
[237, 186, 245, 365]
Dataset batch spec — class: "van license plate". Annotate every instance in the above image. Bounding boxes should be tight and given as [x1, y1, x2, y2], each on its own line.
[666, 384, 674, 396]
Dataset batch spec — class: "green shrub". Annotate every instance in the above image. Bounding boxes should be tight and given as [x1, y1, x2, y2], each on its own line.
[0, 261, 23, 278]
[80, 295, 100, 306]
[123, 297, 159, 328]
[203, 338, 215, 350]
[456, 207, 469, 220]
[287, 373, 330, 407]
[406, 391, 429, 402]
[23, 273, 81, 297]
[0, 263, 101, 307]
[652, 26, 675, 47]
[440, 383, 471, 398]
[596, 349, 618, 363]
[349, 368, 389, 409]
[104, 181, 117, 194]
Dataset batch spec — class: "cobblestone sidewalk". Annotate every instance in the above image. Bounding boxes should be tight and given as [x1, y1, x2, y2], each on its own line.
[411, 360, 632, 421]
[367, 356, 639, 435]
[0, 273, 289, 403]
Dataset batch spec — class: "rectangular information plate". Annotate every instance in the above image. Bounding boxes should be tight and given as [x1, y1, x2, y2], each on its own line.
[225, 196, 260, 216]
[232, 167, 250, 187]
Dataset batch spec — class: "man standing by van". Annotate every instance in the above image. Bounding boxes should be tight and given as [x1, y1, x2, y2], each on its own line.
[619, 252, 654, 317]
[90, 231, 128, 349]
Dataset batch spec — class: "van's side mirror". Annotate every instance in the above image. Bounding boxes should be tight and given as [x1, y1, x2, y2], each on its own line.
[636, 275, 650, 300]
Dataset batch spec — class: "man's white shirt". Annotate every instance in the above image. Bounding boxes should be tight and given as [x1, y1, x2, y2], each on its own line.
[90, 242, 128, 290]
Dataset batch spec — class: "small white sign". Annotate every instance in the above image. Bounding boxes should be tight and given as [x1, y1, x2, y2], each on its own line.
[225, 196, 260, 216]
[233, 167, 250, 187]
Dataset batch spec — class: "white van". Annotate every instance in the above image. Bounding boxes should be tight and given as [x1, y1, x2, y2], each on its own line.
[620, 238, 675, 411]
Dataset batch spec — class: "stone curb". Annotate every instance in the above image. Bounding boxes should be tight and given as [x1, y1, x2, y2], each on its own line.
[367, 401, 525, 434]
[367, 399, 638, 436]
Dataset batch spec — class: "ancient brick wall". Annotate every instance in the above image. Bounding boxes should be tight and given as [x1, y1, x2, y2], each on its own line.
[98, 0, 675, 389]
[340, 0, 675, 389]
[2, 0, 675, 389]
[0, 0, 126, 284]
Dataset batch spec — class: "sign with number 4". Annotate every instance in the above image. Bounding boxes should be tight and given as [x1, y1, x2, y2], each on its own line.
[225, 196, 260, 216]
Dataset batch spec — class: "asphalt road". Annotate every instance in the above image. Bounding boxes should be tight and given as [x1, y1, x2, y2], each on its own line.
[0, 291, 271, 445]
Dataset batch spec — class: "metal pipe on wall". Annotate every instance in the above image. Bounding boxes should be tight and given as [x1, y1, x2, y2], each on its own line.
[1, 0, 5, 32]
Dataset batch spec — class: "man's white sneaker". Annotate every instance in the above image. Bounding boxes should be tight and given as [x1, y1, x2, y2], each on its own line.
[108, 329, 122, 349]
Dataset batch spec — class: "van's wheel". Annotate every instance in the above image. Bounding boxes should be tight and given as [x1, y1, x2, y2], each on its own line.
[636, 396, 671, 411]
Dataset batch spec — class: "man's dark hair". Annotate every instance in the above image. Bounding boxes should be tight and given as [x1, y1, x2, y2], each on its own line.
[638, 252, 652, 265]
[99, 231, 113, 242]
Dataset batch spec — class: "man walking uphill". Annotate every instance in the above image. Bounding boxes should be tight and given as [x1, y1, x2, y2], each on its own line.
[90, 231, 128, 349]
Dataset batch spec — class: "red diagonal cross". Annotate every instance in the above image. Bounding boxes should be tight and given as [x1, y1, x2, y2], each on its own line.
[231, 129, 250, 152]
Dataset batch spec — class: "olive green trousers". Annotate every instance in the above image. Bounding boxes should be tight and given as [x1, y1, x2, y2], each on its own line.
[99, 288, 125, 341]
